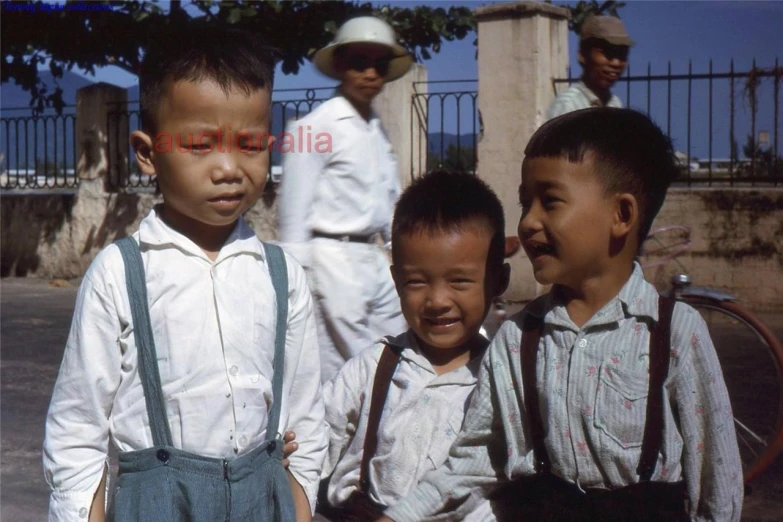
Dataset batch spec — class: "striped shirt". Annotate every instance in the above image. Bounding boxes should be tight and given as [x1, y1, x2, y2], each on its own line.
[385, 263, 743, 522]
[545, 81, 623, 121]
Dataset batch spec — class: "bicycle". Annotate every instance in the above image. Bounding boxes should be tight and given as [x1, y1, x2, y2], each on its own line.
[640, 225, 783, 484]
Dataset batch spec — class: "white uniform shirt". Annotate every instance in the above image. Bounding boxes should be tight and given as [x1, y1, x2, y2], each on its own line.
[43, 208, 327, 521]
[546, 81, 623, 121]
[277, 95, 401, 267]
[322, 331, 484, 509]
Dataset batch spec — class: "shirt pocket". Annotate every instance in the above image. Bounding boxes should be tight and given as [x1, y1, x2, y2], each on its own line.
[594, 365, 649, 449]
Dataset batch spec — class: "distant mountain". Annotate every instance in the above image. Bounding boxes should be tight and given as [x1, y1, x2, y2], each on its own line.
[427, 132, 478, 155]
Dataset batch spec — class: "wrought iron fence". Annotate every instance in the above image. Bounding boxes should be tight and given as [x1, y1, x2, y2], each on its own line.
[554, 59, 781, 186]
[0, 106, 78, 190]
[411, 80, 479, 179]
[107, 101, 150, 190]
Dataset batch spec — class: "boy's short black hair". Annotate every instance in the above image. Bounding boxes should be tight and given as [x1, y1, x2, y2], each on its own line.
[524, 107, 679, 246]
[139, 22, 278, 132]
[392, 170, 506, 268]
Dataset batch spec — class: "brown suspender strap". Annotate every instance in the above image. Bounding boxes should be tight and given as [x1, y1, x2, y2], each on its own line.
[521, 313, 550, 474]
[637, 296, 676, 482]
[359, 344, 402, 494]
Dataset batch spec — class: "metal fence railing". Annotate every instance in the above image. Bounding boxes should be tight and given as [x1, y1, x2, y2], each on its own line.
[0, 106, 78, 190]
[554, 59, 781, 187]
[411, 80, 479, 179]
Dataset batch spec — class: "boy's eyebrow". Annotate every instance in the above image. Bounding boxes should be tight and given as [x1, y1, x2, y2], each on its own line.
[519, 179, 566, 201]
[178, 123, 269, 134]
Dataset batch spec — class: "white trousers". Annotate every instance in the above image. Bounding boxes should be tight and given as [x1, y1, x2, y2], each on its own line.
[308, 239, 407, 383]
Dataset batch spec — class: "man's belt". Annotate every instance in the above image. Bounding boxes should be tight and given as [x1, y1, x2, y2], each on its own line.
[312, 231, 381, 243]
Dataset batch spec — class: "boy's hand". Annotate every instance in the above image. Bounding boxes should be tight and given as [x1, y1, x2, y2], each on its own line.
[282, 430, 298, 468]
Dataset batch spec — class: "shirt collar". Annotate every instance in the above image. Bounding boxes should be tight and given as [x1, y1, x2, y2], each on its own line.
[137, 205, 266, 264]
[525, 262, 658, 330]
[575, 81, 621, 108]
[331, 94, 379, 124]
[382, 330, 483, 385]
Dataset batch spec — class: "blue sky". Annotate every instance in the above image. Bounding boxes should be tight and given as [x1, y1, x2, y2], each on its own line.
[68, 0, 783, 159]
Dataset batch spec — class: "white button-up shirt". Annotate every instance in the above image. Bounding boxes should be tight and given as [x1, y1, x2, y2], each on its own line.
[322, 331, 484, 509]
[387, 264, 743, 522]
[546, 81, 623, 121]
[277, 95, 401, 267]
[43, 208, 327, 521]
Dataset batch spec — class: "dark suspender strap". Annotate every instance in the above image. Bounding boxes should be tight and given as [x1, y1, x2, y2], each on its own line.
[261, 242, 289, 443]
[637, 296, 676, 481]
[115, 237, 174, 447]
[521, 313, 550, 474]
[359, 344, 402, 494]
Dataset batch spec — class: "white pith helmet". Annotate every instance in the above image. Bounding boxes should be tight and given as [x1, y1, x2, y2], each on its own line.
[313, 16, 414, 81]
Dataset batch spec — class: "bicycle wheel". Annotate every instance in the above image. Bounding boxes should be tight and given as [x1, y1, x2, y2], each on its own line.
[680, 295, 783, 483]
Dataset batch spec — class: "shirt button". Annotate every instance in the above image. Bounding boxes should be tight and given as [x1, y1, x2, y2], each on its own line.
[229, 365, 239, 376]
[79, 507, 88, 518]
[239, 435, 248, 446]
[578, 339, 588, 348]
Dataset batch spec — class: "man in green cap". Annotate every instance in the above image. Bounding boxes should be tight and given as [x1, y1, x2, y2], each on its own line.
[546, 15, 634, 120]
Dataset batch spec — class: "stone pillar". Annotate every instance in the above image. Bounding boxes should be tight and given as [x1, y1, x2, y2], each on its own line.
[475, 1, 570, 301]
[374, 63, 428, 190]
[75, 83, 128, 192]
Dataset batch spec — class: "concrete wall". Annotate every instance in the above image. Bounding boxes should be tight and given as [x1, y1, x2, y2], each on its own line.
[4, 187, 781, 310]
[374, 63, 428, 190]
[641, 188, 783, 311]
[475, 1, 570, 300]
[0, 183, 278, 279]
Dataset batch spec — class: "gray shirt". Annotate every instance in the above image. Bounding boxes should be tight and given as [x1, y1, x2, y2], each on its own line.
[546, 81, 623, 121]
[386, 263, 743, 522]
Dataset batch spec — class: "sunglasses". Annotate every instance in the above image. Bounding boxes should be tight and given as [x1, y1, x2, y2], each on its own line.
[345, 54, 393, 77]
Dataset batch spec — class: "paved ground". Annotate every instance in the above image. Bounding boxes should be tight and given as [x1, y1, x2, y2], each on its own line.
[2, 277, 782, 521]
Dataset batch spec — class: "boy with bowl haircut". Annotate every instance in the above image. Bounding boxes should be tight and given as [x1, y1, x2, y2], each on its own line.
[380, 108, 743, 522]
[43, 25, 326, 521]
[317, 170, 509, 521]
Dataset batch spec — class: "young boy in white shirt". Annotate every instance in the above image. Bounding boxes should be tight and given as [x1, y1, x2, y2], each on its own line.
[316, 170, 510, 521]
[380, 108, 743, 522]
[43, 25, 326, 522]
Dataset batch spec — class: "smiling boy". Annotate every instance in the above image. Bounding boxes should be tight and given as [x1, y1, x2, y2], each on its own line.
[317, 170, 509, 521]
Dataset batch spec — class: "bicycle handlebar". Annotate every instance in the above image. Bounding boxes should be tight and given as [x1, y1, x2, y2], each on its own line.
[640, 225, 693, 268]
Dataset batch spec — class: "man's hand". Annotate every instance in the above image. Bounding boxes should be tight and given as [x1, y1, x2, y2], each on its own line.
[375, 517, 395, 522]
[282, 430, 298, 468]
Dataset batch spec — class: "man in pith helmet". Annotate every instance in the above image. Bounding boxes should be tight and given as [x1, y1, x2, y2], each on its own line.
[278, 16, 411, 382]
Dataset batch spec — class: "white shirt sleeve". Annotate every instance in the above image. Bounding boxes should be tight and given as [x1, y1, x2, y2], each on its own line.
[43, 249, 123, 521]
[321, 350, 368, 480]
[277, 118, 327, 268]
[281, 254, 328, 512]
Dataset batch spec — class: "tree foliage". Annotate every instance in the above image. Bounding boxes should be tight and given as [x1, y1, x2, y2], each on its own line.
[1, 0, 474, 113]
[554, 0, 626, 34]
[2, 0, 623, 114]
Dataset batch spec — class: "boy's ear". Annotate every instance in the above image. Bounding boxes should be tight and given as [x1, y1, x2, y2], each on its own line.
[130, 130, 157, 177]
[611, 193, 638, 239]
[498, 263, 511, 297]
